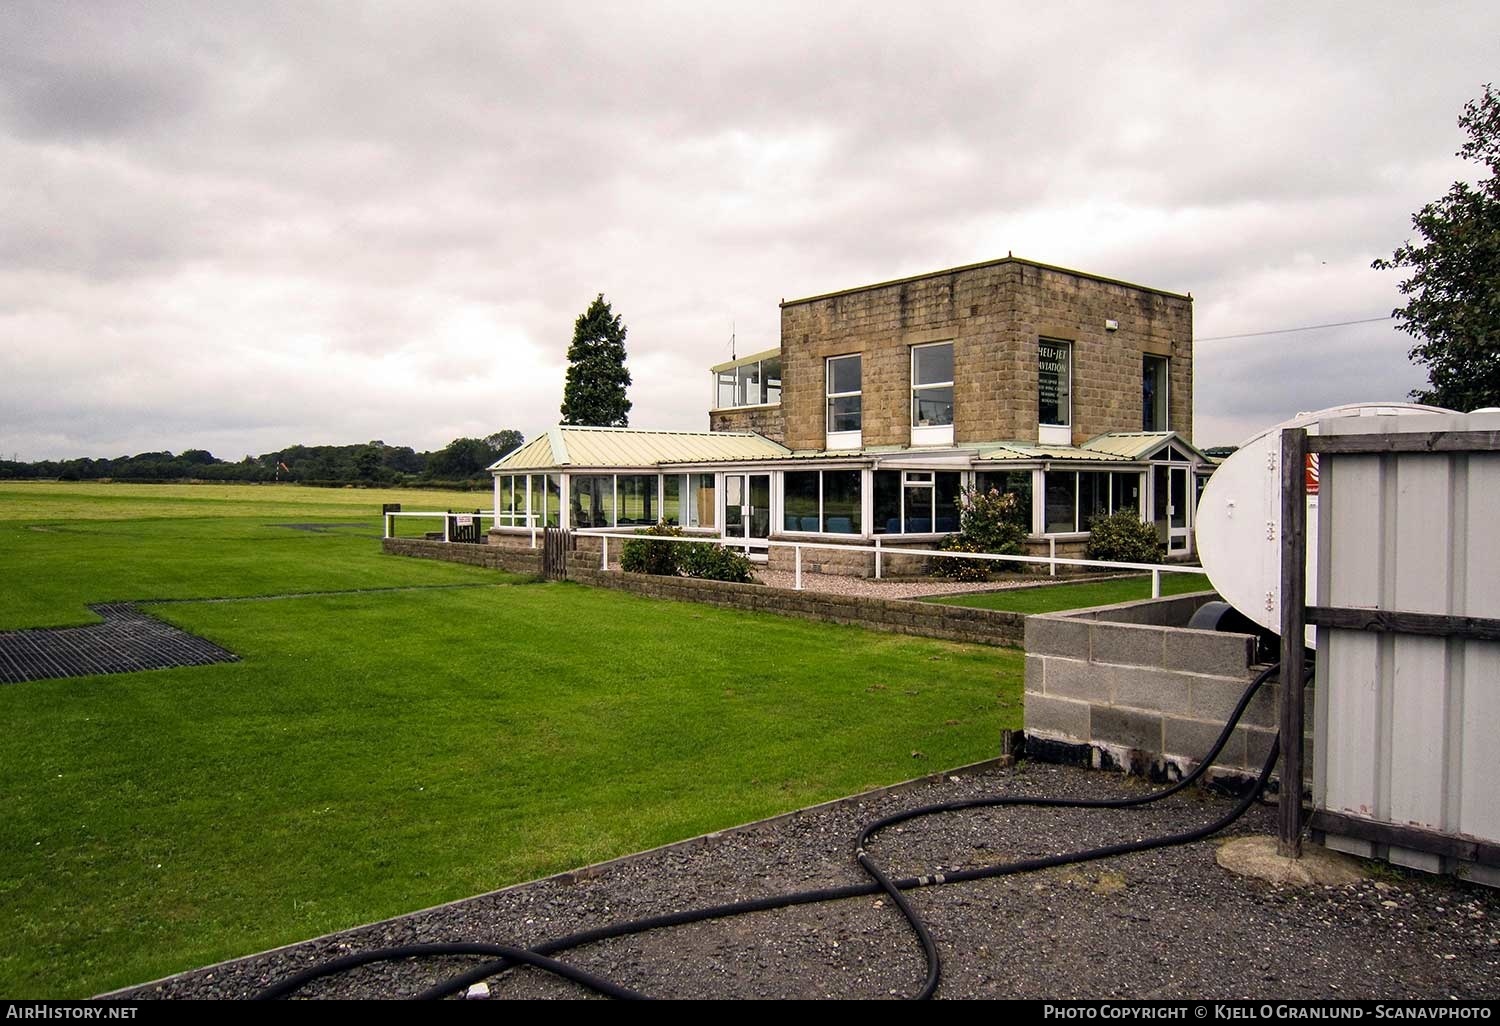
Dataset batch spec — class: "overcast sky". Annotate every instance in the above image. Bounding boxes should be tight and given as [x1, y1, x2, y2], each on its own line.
[2, 2, 1495, 461]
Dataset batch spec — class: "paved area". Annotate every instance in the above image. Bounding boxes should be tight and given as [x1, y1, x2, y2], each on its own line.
[0, 603, 237, 684]
[116, 762, 1499, 1001]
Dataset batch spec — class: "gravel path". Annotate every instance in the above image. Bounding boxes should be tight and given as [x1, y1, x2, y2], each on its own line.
[116, 762, 1499, 1001]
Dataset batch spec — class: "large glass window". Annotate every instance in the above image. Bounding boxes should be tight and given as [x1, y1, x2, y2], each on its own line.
[1044, 470, 1145, 533]
[544, 474, 561, 527]
[873, 470, 962, 534]
[497, 475, 518, 526]
[713, 355, 782, 409]
[975, 470, 1034, 529]
[783, 469, 862, 535]
[616, 474, 657, 526]
[689, 474, 716, 529]
[570, 475, 615, 529]
[1038, 339, 1072, 427]
[1143, 355, 1169, 431]
[911, 342, 954, 428]
[826, 354, 862, 436]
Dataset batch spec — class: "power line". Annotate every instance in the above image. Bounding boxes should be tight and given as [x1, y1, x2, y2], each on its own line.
[1196, 315, 1394, 343]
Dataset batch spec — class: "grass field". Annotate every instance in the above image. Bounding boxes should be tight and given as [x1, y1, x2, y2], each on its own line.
[0, 482, 1024, 997]
[927, 571, 1211, 613]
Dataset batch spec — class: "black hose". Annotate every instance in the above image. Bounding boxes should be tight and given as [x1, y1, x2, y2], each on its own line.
[257, 662, 1289, 1001]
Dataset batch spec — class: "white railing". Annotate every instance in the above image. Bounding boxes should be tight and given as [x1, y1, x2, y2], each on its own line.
[383, 510, 499, 543]
[569, 529, 1209, 596]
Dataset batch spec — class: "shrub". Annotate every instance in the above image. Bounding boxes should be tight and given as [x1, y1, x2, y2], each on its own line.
[1085, 508, 1164, 564]
[679, 542, 754, 583]
[619, 520, 683, 576]
[932, 487, 1028, 580]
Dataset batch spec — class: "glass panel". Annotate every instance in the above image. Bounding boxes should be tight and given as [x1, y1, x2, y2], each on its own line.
[1111, 472, 1141, 514]
[784, 471, 819, 532]
[724, 475, 744, 536]
[764, 357, 782, 404]
[1079, 471, 1110, 530]
[976, 471, 1034, 531]
[530, 475, 545, 527]
[828, 354, 861, 395]
[913, 342, 953, 386]
[1038, 339, 1071, 426]
[1153, 465, 1169, 527]
[546, 474, 561, 527]
[498, 476, 514, 524]
[1142, 355, 1168, 432]
[615, 474, 655, 526]
[737, 362, 761, 406]
[827, 394, 862, 434]
[664, 475, 681, 526]
[934, 472, 961, 534]
[874, 470, 901, 535]
[570, 474, 615, 529]
[822, 470, 861, 534]
[717, 370, 737, 409]
[1170, 468, 1187, 528]
[1045, 471, 1078, 533]
[912, 385, 954, 427]
[690, 474, 716, 529]
[749, 475, 771, 538]
[904, 484, 933, 533]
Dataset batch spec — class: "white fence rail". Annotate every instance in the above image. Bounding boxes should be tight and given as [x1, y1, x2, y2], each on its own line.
[385, 512, 1211, 595]
[570, 529, 1209, 596]
[383, 510, 498, 544]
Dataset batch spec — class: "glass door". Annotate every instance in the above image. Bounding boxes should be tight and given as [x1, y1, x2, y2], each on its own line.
[1152, 464, 1192, 555]
[723, 473, 772, 558]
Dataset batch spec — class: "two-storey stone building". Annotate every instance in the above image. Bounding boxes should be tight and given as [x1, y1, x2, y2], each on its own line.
[491, 255, 1210, 574]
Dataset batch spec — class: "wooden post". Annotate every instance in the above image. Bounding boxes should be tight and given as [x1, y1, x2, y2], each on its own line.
[1279, 427, 1308, 857]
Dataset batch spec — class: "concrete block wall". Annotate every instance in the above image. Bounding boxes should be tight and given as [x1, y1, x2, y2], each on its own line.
[777, 257, 1192, 451]
[1022, 593, 1301, 781]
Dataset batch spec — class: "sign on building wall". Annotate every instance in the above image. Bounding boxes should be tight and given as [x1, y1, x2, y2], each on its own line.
[1038, 339, 1071, 426]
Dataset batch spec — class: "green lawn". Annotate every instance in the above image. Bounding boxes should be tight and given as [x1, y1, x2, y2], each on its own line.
[0, 482, 1022, 997]
[927, 572, 1212, 613]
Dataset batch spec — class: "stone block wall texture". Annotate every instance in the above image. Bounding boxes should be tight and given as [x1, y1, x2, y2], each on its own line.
[708, 405, 787, 444]
[778, 257, 1192, 451]
[1022, 593, 1307, 782]
[385, 538, 1025, 646]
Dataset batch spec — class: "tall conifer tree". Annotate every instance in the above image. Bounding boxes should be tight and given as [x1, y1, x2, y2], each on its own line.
[560, 294, 632, 426]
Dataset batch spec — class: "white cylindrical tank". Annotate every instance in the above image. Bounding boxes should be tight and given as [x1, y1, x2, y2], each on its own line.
[1194, 402, 1452, 644]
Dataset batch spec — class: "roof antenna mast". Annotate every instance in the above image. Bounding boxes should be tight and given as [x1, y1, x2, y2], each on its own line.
[730, 321, 736, 361]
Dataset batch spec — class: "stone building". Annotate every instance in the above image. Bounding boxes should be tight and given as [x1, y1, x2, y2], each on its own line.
[491, 255, 1211, 574]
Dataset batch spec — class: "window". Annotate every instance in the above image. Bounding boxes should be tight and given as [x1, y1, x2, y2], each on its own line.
[974, 471, 1034, 531]
[783, 469, 862, 534]
[1038, 339, 1072, 427]
[825, 354, 862, 444]
[570, 475, 615, 529]
[616, 474, 657, 526]
[911, 342, 954, 444]
[1143, 355, 1168, 431]
[874, 470, 962, 534]
[713, 355, 782, 409]
[1043, 469, 1145, 533]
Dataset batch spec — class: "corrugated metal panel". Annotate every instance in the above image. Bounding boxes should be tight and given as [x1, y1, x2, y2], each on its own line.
[1314, 411, 1500, 879]
[974, 442, 1132, 462]
[491, 426, 790, 471]
[489, 434, 555, 471]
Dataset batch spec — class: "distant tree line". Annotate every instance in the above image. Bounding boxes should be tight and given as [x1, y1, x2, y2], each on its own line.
[0, 431, 524, 491]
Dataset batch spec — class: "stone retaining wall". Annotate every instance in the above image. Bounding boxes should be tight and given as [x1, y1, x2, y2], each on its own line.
[383, 537, 1024, 647]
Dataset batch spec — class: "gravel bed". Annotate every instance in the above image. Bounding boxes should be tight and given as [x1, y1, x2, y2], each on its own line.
[117, 762, 1500, 1001]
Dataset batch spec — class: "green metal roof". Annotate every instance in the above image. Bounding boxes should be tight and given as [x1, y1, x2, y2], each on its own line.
[709, 347, 781, 374]
[490, 426, 790, 472]
[1080, 431, 1209, 462]
[972, 441, 1132, 463]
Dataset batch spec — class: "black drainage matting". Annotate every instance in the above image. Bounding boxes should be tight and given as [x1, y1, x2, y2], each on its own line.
[0, 604, 238, 685]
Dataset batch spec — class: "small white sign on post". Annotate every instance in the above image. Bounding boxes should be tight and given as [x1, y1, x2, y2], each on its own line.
[456, 515, 474, 528]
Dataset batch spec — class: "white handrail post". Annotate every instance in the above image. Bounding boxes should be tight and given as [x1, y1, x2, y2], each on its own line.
[442, 515, 450, 543]
[530, 519, 537, 549]
[383, 513, 391, 539]
[601, 535, 608, 570]
[795, 545, 802, 591]
[1152, 567, 1161, 598]
[1049, 537, 1057, 576]
[874, 537, 882, 580]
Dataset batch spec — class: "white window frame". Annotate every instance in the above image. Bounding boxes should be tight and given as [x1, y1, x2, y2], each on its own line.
[910, 341, 955, 447]
[1038, 338, 1073, 445]
[825, 353, 863, 449]
[1041, 468, 1147, 535]
[1143, 354, 1169, 432]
